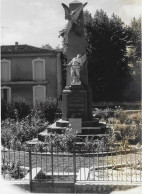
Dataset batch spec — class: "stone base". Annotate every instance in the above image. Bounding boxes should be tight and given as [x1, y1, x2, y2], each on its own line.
[38, 118, 109, 142]
[71, 81, 81, 85]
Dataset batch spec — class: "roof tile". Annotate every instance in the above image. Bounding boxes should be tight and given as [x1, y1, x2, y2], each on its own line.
[1, 44, 57, 54]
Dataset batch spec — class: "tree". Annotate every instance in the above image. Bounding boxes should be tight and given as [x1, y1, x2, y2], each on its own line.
[127, 17, 141, 65]
[55, 44, 63, 52]
[84, 10, 132, 101]
[42, 43, 53, 50]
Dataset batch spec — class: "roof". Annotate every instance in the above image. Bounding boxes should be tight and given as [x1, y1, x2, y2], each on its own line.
[1, 44, 58, 54]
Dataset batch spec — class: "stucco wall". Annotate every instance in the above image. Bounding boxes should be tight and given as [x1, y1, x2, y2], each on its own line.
[44, 55, 57, 98]
[1, 53, 58, 103]
[11, 84, 33, 103]
[2, 55, 57, 82]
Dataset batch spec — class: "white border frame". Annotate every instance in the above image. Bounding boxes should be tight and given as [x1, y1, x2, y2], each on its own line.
[32, 58, 45, 81]
[1, 86, 11, 102]
[33, 85, 46, 103]
[1, 59, 11, 81]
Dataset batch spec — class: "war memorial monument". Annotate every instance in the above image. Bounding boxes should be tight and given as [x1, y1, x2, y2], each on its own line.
[39, 0, 107, 141]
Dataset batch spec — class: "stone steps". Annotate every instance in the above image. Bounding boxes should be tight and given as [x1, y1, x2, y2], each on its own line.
[56, 119, 69, 127]
[38, 129, 49, 141]
[48, 122, 66, 134]
[82, 128, 106, 135]
[81, 122, 108, 134]
[77, 134, 109, 137]
[82, 119, 99, 127]
[82, 123, 106, 129]
[38, 119, 109, 142]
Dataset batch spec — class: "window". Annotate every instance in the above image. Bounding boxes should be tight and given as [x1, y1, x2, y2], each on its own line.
[1, 86, 11, 102]
[1, 59, 11, 82]
[32, 58, 45, 81]
[33, 85, 46, 103]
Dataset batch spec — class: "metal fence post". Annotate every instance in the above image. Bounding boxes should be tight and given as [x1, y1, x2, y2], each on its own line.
[51, 141, 54, 184]
[29, 148, 32, 192]
[73, 143, 76, 183]
[50, 141, 55, 193]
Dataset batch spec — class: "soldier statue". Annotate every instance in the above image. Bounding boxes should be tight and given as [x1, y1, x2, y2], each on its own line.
[67, 54, 86, 84]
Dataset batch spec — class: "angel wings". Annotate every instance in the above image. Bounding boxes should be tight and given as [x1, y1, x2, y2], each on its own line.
[62, 2, 87, 22]
[60, 2, 87, 38]
[80, 53, 87, 65]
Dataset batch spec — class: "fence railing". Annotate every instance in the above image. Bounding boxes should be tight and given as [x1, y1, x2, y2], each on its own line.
[1, 144, 142, 183]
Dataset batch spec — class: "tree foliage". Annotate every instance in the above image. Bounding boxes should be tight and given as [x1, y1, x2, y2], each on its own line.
[84, 10, 133, 101]
[42, 43, 53, 50]
[127, 17, 141, 64]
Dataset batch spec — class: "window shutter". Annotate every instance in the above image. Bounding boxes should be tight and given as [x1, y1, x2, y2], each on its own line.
[33, 60, 45, 81]
[1, 61, 10, 82]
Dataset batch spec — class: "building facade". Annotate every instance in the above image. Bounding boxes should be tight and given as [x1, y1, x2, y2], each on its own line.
[1, 43, 62, 104]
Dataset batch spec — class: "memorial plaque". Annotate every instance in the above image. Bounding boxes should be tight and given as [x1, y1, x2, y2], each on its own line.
[62, 86, 88, 120]
[68, 91, 87, 118]
[69, 118, 82, 133]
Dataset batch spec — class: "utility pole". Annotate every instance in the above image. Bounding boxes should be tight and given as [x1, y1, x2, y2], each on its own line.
[1, 26, 8, 45]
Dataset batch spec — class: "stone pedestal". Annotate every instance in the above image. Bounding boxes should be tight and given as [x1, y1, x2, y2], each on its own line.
[62, 85, 88, 120]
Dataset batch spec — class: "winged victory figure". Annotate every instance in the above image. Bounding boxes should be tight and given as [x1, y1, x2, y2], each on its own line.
[60, 2, 87, 38]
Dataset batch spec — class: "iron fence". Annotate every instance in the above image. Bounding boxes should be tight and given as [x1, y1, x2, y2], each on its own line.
[1, 147, 30, 180]
[1, 144, 142, 183]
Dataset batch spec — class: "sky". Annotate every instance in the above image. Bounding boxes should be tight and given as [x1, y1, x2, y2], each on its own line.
[1, 0, 142, 48]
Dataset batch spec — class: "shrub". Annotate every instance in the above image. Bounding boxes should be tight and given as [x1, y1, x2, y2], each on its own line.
[1, 97, 62, 149]
[126, 112, 142, 125]
[45, 125, 112, 152]
[1, 119, 15, 148]
[1, 97, 62, 124]
[83, 136, 108, 151]
[1, 115, 49, 148]
[14, 99, 31, 120]
[1, 100, 15, 120]
[1, 99, 31, 121]
[93, 107, 122, 121]
[118, 112, 128, 124]
[54, 125, 77, 151]
[1, 160, 25, 179]
[33, 98, 62, 123]
[112, 112, 142, 145]
[10, 161, 25, 179]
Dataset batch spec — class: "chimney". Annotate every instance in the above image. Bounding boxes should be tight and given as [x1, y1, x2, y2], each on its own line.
[15, 42, 18, 49]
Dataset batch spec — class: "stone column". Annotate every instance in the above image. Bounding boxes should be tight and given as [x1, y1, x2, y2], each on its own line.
[62, 0, 93, 121]
[66, 1, 89, 88]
